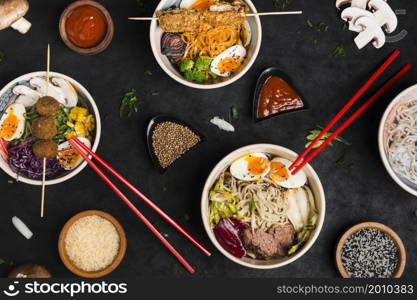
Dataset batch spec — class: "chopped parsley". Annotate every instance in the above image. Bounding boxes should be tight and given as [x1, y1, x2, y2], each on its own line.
[119, 89, 139, 118]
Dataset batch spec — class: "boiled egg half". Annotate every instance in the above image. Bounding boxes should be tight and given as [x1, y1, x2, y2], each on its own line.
[210, 45, 246, 77]
[268, 157, 306, 189]
[0, 103, 26, 141]
[57, 137, 91, 170]
[180, 0, 217, 10]
[230, 153, 270, 181]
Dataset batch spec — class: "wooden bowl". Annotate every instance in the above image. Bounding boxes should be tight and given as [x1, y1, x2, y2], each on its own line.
[335, 222, 406, 278]
[58, 210, 127, 278]
[59, 0, 114, 55]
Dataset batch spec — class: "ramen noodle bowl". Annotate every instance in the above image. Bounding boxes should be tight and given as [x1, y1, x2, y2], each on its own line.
[379, 84, 417, 196]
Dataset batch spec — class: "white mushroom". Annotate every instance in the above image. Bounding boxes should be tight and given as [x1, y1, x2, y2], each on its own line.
[29, 77, 66, 104]
[341, 7, 373, 32]
[51, 77, 78, 107]
[368, 0, 397, 33]
[0, 0, 31, 34]
[13, 85, 41, 107]
[336, 0, 368, 10]
[354, 16, 386, 49]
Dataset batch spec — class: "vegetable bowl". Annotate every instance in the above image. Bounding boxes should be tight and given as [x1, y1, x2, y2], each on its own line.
[149, 0, 262, 89]
[201, 144, 325, 269]
[0, 71, 101, 185]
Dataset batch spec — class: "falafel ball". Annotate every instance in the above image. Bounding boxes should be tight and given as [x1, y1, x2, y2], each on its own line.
[35, 96, 60, 116]
[33, 140, 58, 159]
[32, 117, 57, 140]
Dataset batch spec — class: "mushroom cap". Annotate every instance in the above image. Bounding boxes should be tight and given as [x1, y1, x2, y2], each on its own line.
[0, 0, 29, 30]
[368, 0, 397, 33]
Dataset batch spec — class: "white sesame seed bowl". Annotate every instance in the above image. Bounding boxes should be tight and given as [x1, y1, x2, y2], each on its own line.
[201, 144, 326, 269]
[335, 222, 406, 278]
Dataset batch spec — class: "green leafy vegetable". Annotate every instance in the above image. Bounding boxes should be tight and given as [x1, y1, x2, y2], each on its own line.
[332, 45, 345, 57]
[120, 89, 139, 118]
[53, 106, 71, 144]
[305, 125, 351, 149]
[230, 106, 238, 120]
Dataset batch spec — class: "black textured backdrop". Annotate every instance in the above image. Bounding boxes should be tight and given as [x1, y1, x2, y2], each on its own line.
[0, 0, 416, 278]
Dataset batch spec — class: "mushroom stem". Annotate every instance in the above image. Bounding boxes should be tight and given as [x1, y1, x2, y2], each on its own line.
[10, 17, 31, 34]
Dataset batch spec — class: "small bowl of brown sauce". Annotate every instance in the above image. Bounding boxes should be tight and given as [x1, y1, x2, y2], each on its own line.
[253, 67, 306, 122]
[59, 0, 114, 55]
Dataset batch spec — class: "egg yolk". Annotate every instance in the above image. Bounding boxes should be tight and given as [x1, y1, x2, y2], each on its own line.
[0, 110, 19, 140]
[57, 147, 80, 169]
[269, 161, 289, 182]
[246, 156, 269, 176]
[217, 57, 242, 74]
[190, 0, 216, 10]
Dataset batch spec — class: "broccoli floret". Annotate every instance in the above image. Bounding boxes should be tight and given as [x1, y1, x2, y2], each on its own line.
[184, 69, 206, 83]
[179, 60, 194, 73]
[194, 57, 213, 71]
[192, 70, 206, 83]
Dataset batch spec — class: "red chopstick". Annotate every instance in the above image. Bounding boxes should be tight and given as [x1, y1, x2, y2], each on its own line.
[291, 63, 411, 175]
[70, 137, 211, 257]
[289, 50, 400, 172]
[68, 139, 196, 274]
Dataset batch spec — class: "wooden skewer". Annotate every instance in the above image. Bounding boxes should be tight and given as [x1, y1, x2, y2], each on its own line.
[128, 10, 302, 21]
[40, 43, 50, 218]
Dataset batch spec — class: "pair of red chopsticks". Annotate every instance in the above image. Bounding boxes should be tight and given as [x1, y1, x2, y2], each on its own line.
[68, 137, 211, 274]
[289, 50, 411, 175]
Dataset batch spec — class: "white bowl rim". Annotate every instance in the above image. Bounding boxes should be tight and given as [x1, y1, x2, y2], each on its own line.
[378, 84, 417, 197]
[149, 0, 262, 90]
[200, 143, 326, 269]
[0, 71, 101, 186]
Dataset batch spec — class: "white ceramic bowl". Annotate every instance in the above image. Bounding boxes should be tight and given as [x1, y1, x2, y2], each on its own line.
[378, 84, 417, 196]
[149, 0, 262, 89]
[0, 71, 101, 186]
[201, 144, 326, 269]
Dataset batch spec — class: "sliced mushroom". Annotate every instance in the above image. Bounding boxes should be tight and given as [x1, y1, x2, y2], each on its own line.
[0, 0, 31, 34]
[29, 77, 66, 105]
[354, 16, 386, 49]
[51, 78, 78, 107]
[341, 7, 373, 32]
[368, 0, 397, 33]
[13, 85, 41, 107]
[336, 0, 368, 10]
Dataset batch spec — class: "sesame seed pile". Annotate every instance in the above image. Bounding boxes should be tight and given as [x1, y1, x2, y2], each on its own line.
[152, 121, 201, 168]
[342, 228, 398, 278]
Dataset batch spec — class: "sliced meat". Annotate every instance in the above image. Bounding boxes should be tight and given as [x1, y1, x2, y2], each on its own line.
[242, 224, 295, 259]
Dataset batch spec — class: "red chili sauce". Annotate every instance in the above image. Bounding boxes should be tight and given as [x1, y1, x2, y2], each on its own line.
[65, 5, 107, 48]
[257, 76, 304, 119]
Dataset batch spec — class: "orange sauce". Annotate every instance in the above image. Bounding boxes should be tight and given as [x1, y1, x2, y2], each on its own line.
[65, 5, 107, 48]
[246, 156, 269, 176]
[191, 0, 217, 10]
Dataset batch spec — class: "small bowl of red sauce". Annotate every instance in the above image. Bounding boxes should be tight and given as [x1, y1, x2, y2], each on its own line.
[253, 67, 307, 122]
[59, 0, 114, 55]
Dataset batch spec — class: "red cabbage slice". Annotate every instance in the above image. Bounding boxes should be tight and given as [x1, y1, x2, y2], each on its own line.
[213, 218, 247, 258]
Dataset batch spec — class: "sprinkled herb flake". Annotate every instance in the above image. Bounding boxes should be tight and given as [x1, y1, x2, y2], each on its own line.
[273, 0, 292, 9]
[151, 92, 160, 96]
[230, 106, 238, 120]
[119, 89, 139, 118]
[342, 228, 399, 278]
[144, 70, 152, 76]
[332, 45, 346, 57]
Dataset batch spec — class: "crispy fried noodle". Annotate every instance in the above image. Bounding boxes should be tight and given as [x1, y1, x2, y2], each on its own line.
[180, 25, 241, 60]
